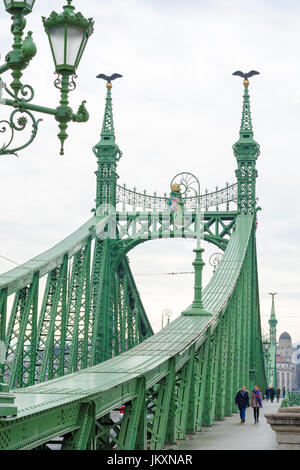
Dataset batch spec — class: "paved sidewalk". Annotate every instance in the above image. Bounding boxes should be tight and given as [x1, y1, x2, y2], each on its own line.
[169, 400, 283, 450]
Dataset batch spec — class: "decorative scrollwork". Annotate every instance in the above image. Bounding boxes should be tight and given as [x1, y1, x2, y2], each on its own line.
[0, 108, 42, 157]
[209, 253, 223, 272]
[170, 172, 200, 199]
[116, 182, 238, 212]
[54, 72, 78, 92]
[20, 84, 34, 103]
[54, 72, 62, 90]
[68, 74, 78, 91]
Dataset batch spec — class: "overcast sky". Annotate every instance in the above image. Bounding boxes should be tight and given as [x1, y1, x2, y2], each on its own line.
[0, 0, 299, 344]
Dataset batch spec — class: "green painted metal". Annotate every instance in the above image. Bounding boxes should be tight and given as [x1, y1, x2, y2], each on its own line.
[0, 1, 92, 156]
[175, 345, 195, 438]
[0, 74, 267, 450]
[93, 84, 122, 210]
[281, 392, 300, 408]
[233, 81, 260, 215]
[267, 294, 278, 388]
[182, 248, 211, 316]
[0, 213, 263, 449]
[61, 401, 96, 450]
[149, 358, 176, 449]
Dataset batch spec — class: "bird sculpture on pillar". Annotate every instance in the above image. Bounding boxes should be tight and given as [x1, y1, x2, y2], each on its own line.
[233, 70, 260, 86]
[96, 73, 123, 84]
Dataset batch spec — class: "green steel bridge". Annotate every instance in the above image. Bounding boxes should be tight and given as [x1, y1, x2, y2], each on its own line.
[0, 49, 267, 448]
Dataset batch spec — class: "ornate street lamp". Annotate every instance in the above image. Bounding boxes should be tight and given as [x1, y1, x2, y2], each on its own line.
[0, 0, 94, 156]
[169, 172, 211, 317]
[3, 1, 36, 15]
[43, 0, 94, 75]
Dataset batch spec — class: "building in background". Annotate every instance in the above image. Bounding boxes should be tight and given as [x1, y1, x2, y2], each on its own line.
[295, 343, 300, 390]
[276, 332, 297, 391]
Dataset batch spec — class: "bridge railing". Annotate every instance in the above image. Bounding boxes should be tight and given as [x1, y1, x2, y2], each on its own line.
[116, 182, 238, 212]
[281, 391, 300, 408]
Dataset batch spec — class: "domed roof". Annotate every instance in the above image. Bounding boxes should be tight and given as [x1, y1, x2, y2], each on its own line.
[279, 332, 292, 341]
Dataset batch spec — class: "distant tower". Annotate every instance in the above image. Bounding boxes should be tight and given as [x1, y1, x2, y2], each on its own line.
[233, 77, 260, 215]
[93, 80, 122, 211]
[268, 293, 278, 388]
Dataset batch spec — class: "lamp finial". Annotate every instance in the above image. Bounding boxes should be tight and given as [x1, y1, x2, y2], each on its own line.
[64, 0, 74, 11]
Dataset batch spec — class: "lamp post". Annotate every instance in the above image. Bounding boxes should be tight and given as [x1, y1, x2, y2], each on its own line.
[263, 338, 271, 387]
[0, 0, 93, 156]
[169, 172, 211, 317]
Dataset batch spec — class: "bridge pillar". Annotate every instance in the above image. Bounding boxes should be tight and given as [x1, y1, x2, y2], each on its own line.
[202, 329, 214, 426]
[149, 357, 176, 449]
[194, 336, 209, 431]
[62, 401, 96, 450]
[233, 79, 260, 216]
[165, 359, 177, 445]
[0, 289, 7, 383]
[93, 82, 122, 212]
[118, 376, 146, 450]
[176, 346, 195, 439]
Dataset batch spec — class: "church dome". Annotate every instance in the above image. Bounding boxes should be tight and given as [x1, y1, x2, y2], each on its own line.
[279, 332, 291, 341]
[279, 332, 292, 349]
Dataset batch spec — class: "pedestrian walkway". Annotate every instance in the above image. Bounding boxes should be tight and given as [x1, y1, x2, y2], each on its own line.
[169, 400, 282, 450]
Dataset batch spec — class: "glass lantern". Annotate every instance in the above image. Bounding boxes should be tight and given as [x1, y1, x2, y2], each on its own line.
[3, 0, 36, 14]
[43, 1, 94, 75]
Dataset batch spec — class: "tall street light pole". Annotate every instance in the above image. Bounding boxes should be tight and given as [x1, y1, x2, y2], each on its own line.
[168, 172, 211, 317]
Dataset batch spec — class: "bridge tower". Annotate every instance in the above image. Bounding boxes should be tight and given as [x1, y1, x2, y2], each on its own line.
[268, 293, 278, 388]
[93, 81, 122, 211]
[233, 75, 263, 392]
[233, 78, 260, 215]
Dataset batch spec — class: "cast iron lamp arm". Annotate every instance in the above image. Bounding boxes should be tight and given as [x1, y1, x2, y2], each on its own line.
[0, 0, 94, 157]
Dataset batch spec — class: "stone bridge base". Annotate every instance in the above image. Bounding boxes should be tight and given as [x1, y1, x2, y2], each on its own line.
[265, 407, 300, 447]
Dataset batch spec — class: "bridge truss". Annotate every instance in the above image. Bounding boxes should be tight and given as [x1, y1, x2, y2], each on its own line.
[0, 77, 267, 450]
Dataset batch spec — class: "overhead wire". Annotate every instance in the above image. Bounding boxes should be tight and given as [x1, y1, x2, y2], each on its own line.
[135, 271, 194, 277]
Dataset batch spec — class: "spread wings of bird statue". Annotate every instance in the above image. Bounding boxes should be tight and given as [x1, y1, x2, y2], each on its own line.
[96, 73, 123, 84]
[232, 70, 260, 79]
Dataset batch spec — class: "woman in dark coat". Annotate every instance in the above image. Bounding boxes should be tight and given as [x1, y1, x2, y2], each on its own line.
[269, 386, 275, 403]
[235, 386, 250, 423]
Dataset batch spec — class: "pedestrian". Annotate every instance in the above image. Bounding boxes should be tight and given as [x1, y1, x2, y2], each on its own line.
[251, 385, 263, 423]
[282, 386, 286, 398]
[269, 386, 275, 403]
[235, 385, 249, 423]
[265, 386, 270, 400]
[276, 387, 281, 403]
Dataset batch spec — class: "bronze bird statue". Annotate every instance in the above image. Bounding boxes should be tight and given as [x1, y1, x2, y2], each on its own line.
[96, 73, 123, 84]
[233, 70, 260, 79]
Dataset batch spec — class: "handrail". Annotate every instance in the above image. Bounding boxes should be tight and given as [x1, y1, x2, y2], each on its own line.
[281, 391, 300, 408]
[116, 182, 238, 211]
[0, 216, 108, 295]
